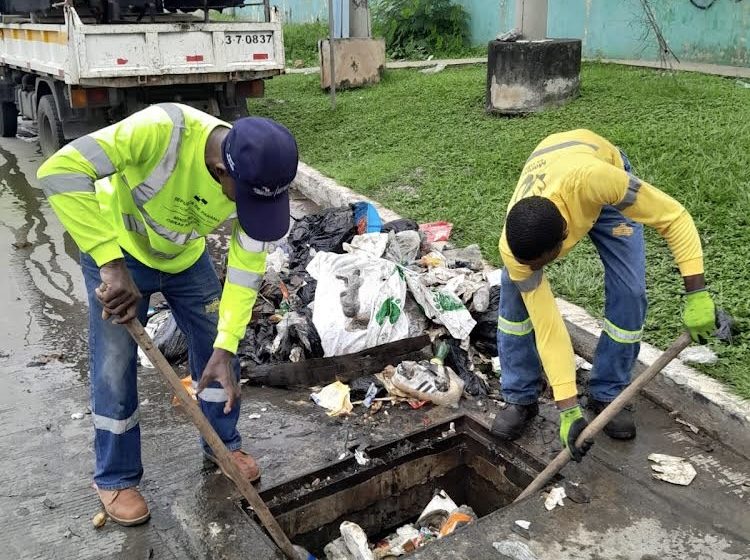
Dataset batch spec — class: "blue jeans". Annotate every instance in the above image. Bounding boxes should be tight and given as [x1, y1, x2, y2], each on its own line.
[81, 250, 241, 490]
[498, 156, 647, 404]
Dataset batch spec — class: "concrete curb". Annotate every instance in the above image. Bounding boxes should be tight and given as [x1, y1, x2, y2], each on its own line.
[285, 57, 486, 75]
[286, 56, 750, 80]
[593, 58, 750, 79]
[292, 162, 750, 459]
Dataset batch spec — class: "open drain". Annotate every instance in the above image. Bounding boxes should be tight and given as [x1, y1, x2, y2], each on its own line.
[244, 415, 551, 557]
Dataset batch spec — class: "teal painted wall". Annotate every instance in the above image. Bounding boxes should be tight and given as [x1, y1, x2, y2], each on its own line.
[546, 0, 750, 66]
[257, 0, 750, 66]
[234, 0, 326, 23]
[453, 0, 514, 46]
[276, 0, 327, 23]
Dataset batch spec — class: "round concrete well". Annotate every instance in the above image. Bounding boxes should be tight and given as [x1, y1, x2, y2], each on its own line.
[485, 38, 582, 115]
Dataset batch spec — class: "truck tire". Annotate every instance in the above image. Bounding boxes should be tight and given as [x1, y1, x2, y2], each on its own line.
[38, 95, 64, 157]
[0, 101, 17, 138]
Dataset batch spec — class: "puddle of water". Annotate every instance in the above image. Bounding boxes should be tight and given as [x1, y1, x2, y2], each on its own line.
[0, 137, 88, 368]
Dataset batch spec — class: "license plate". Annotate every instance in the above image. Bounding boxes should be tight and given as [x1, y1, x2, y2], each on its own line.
[224, 32, 273, 46]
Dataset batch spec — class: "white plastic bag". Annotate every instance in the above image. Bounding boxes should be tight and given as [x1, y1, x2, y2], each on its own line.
[340, 521, 374, 560]
[404, 273, 476, 340]
[306, 249, 410, 356]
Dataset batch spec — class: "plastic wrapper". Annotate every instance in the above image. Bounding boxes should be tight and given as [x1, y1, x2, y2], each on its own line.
[419, 221, 453, 243]
[444, 339, 489, 396]
[469, 285, 500, 357]
[288, 206, 357, 270]
[307, 250, 410, 357]
[381, 218, 419, 234]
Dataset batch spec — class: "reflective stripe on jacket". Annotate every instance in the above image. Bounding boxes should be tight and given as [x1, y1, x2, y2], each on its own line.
[37, 103, 267, 353]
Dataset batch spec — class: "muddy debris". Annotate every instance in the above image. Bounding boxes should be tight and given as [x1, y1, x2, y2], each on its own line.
[492, 540, 539, 560]
[512, 520, 531, 539]
[92, 512, 107, 528]
[42, 497, 58, 510]
[321, 489, 480, 559]
[221, 204, 496, 407]
[26, 353, 65, 367]
[648, 454, 697, 486]
[543, 487, 566, 511]
[563, 481, 591, 504]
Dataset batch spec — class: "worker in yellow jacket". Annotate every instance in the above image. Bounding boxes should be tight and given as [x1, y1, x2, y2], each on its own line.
[37, 103, 298, 526]
[493, 129, 716, 461]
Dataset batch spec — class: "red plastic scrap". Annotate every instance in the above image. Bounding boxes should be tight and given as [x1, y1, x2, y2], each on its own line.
[408, 399, 429, 410]
[419, 221, 453, 243]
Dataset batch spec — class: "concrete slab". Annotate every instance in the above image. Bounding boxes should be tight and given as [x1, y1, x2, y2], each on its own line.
[318, 38, 386, 90]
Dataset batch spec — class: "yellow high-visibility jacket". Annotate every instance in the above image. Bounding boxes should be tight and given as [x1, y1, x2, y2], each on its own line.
[37, 103, 267, 354]
[499, 129, 704, 401]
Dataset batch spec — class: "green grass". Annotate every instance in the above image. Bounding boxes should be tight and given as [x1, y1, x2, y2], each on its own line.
[250, 62, 750, 399]
[283, 22, 329, 68]
[281, 21, 487, 68]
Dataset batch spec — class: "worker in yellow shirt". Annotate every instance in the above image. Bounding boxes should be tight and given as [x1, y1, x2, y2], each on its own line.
[493, 129, 716, 461]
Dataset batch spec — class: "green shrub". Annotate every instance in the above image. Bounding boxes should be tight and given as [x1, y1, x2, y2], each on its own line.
[372, 0, 469, 59]
[284, 21, 329, 67]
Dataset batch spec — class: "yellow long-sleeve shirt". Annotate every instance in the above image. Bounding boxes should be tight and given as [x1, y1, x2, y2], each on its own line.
[499, 129, 704, 401]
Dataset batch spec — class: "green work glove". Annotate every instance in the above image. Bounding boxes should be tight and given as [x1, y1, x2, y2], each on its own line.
[559, 405, 593, 463]
[682, 289, 716, 343]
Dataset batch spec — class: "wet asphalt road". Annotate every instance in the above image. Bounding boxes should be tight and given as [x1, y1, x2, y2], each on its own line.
[0, 131, 285, 560]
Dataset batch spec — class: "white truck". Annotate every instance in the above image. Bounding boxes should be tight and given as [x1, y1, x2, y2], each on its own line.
[0, 1, 284, 155]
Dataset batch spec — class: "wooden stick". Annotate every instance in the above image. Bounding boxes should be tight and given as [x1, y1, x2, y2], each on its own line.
[513, 331, 693, 503]
[350, 396, 403, 405]
[124, 319, 301, 560]
[327, 0, 336, 109]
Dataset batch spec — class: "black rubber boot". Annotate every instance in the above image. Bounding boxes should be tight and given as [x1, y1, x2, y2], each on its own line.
[490, 403, 539, 440]
[588, 399, 636, 440]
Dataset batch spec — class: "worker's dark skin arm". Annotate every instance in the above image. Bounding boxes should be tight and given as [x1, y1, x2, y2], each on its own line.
[194, 126, 241, 414]
[556, 396, 578, 409]
[197, 348, 241, 414]
[684, 274, 706, 293]
[97, 259, 141, 323]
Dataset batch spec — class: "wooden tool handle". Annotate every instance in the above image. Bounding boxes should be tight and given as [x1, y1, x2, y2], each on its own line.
[513, 331, 693, 503]
[124, 319, 300, 560]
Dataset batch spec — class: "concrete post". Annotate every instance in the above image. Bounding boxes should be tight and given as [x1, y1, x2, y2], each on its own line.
[514, 0, 548, 40]
[349, 0, 371, 38]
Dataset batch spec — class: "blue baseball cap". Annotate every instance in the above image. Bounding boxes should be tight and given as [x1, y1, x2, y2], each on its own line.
[222, 117, 298, 242]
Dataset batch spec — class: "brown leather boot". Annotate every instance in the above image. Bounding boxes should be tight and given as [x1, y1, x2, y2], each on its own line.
[205, 449, 261, 483]
[96, 487, 150, 527]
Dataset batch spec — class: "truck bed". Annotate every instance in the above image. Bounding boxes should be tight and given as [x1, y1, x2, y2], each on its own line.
[0, 7, 284, 87]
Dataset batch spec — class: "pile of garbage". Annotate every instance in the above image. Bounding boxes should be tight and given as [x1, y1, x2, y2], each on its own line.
[324, 489, 476, 559]
[230, 203, 500, 403]
[140, 202, 501, 404]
